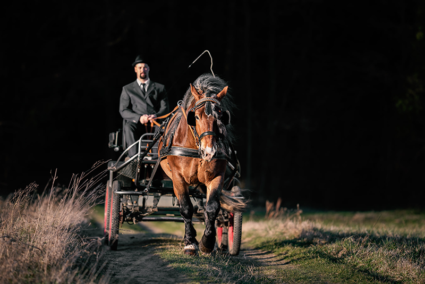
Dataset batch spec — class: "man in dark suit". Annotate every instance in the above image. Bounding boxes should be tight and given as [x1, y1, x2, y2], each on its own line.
[119, 55, 169, 158]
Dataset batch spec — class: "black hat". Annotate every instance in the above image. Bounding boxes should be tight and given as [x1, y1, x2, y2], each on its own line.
[132, 55, 148, 67]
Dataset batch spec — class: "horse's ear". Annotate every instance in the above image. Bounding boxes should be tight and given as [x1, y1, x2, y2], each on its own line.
[190, 84, 201, 101]
[216, 86, 228, 100]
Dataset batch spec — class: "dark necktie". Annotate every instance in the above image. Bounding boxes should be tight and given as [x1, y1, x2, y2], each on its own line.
[141, 83, 146, 96]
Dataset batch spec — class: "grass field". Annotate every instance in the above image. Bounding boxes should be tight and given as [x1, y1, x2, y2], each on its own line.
[242, 208, 425, 283]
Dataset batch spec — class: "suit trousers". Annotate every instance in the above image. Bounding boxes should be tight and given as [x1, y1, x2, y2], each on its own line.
[124, 120, 158, 157]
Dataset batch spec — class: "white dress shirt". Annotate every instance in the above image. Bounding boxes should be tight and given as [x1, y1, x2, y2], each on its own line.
[137, 78, 150, 94]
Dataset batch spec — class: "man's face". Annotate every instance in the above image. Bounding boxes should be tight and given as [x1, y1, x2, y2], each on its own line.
[134, 63, 150, 80]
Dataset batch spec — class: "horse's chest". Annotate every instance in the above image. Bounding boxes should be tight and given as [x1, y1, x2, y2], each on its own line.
[194, 160, 225, 184]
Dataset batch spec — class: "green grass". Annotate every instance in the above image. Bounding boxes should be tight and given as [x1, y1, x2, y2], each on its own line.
[302, 210, 425, 230]
[144, 220, 205, 235]
[243, 209, 425, 283]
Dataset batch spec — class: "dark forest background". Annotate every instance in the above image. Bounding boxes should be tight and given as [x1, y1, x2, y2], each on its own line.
[1, 0, 424, 210]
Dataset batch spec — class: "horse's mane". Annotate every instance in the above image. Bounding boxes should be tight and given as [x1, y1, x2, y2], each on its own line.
[164, 74, 236, 146]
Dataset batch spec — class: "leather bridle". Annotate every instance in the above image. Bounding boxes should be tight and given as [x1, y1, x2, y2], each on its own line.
[181, 97, 225, 150]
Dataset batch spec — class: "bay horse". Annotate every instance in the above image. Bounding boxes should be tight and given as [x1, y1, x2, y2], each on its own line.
[158, 74, 246, 255]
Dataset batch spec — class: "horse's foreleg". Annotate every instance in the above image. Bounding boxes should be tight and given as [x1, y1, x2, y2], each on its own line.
[180, 192, 198, 247]
[173, 175, 198, 255]
[199, 176, 222, 254]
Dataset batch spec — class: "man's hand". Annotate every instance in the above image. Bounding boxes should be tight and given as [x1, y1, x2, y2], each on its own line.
[139, 115, 149, 124]
[139, 114, 157, 124]
[148, 114, 157, 121]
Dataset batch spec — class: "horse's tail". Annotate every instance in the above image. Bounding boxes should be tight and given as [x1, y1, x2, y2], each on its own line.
[219, 186, 248, 212]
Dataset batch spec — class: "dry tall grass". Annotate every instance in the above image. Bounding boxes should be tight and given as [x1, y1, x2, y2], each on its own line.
[0, 165, 108, 283]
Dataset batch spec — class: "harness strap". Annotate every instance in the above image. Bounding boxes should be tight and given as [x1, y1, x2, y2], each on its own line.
[189, 98, 221, 113]
[161, 146, 227, 160]
[199, 131, 216, 141]
[195, 97, 221, 107]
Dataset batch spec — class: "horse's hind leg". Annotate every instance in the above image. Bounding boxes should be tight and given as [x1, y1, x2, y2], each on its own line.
[173, 176, 198, 255]
[199, 176, 222, 254]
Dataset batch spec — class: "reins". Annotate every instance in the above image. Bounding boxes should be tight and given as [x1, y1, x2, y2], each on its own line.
[148, 105, 180, 127]
[143, 103, 201, 148]
[144, 102, 214, 150]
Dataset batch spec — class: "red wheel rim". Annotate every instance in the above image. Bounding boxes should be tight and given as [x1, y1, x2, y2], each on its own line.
[104, 186, 108, 235]
[228, 213, 234, 250]
[217, 226, 223, 245]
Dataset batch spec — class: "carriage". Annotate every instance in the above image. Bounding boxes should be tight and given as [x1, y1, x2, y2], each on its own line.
[104, 75, 245, 255]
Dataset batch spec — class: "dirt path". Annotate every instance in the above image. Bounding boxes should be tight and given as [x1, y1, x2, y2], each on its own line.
[87, 220, 289, 283]
[102, 233, 190, 284]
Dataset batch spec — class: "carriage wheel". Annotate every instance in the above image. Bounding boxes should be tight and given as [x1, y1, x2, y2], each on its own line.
[108, 180, 122, 251]
[228, 212, 242, 256]
[103, 183, 112, 246]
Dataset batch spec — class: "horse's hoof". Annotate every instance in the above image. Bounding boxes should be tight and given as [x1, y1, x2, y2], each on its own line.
[199, 240, 214, 254]
[199, 235, 216, 254]
[184, 244, 198, 256]
[184, 249, 197, 256]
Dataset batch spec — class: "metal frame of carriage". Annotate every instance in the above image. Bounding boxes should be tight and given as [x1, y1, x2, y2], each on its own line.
[104, 116, 244, 255]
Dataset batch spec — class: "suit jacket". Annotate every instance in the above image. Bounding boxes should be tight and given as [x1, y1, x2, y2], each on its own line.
[119, 80, 169, 123]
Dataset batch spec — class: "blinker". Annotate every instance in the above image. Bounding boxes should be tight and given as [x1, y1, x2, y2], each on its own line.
[187, 111, 196, 126]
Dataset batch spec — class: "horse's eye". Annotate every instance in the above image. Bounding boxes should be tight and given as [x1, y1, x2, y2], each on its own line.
[195, 115, 200, 120]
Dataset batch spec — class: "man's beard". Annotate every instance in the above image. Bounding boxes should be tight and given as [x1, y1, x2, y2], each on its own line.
[140, 73, 147, 79]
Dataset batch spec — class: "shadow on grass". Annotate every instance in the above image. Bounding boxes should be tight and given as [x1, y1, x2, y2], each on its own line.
[112, 233, 183, 251]
[260, 228, 425, 284]
[310, 250, 403, 284]
[297, 227, 425, 248]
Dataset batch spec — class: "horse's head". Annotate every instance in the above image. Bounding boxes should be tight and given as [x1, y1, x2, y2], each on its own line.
[188, 84, 229, 162]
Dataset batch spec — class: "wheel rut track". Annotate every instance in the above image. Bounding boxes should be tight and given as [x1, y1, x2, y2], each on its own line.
[89, 222, 290, 283]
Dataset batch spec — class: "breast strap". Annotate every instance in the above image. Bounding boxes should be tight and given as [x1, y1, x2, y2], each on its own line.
[159, 146, 227, 160]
